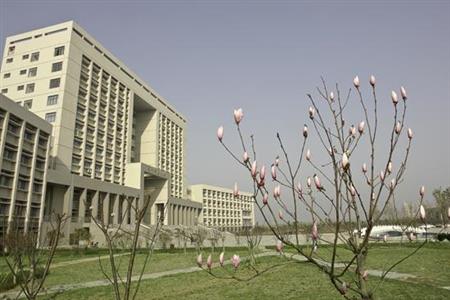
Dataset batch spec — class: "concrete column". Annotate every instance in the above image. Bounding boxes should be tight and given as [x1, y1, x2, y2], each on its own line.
[103, 193, 110, 226]
[130, 197, 136, 224]
[121, 197, 128, 225]
[78, 188, 87, 223]
[112, 194, 119, 224]
[63, 185, 74, 219]
[91, 191, 99, 222]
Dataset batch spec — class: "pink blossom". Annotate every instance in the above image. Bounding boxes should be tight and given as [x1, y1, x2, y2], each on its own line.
[259, 165, 266, 181]
[391, 90, 399, 105]
[314, 175, 322, 190]
[358, 121, 365, 134]
[296, 182, 303, 195]
[219, 252, 225, 266]
[329, 92, 335, 102]
[419, 186, 425, 197]
[350, 185, 356, 197]
[309, 106, 315, 119]
[370, 75, 376, 87]
[419, 205, 426, 221]
[362, 163, 367, 173]
[251, 161, 257, 178]
[233, 108, 243, 124]
[262, 193, 269, 205]
[271, 165, 277, 180]
[353, 76, 360, 88]
[217, 126, 224, 142]
[306, 149, 311, 161]
[342, 153, 349, 169]
[207, 254, 213, 270]
[407, 128, 413, 139]
[243, 151, 249, 163]
[390, 178, 396, 190]
[395, 121, 402, 134]
[275, 157, 280, 166]
[278, 210, 283, 220]
[273, 185, 281, 198]
[231, 254, 240, 269]
[303, 125, 308, 138]
[311, 222, 319, 241]
[349, 125, 356, 137]
[233, 182, 239, 197]
[379, 170, 385, 181]
[276, 240, 284, 253]
[387, 161, 393, 173]
[196, 253, 203, 267]
[400, 86, 407, 100]
[362, 270, 369, 280]
[307, 177, 312, 188]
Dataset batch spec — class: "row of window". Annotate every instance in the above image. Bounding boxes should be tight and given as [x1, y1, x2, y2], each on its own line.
[3, 61, 63, 79]
[6, 45, 65, 62]
[14, 95, 59, 110]
[1, 78, 61, 95]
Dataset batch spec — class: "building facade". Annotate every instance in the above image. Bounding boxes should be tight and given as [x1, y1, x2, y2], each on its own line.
[0, 21, 201, 244]
[0, 94, 51, 239]
[190, 184, 255, 232]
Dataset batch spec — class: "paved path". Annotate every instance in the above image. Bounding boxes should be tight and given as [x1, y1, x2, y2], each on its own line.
[51, 252, 131, 269]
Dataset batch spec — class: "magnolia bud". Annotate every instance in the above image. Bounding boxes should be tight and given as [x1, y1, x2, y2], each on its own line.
[243, 151, 249, 163]
[219, 252, 225, 266]
[251, 161, 257, 177]
[271, 165, 277, 180]
[233, 108, 243, 124]
[353, 76, 360, 88]
[370, 75, 376, 87]
[314, 175, 322, 190]
[273, 185, 281, 198]
[391, 90, 398, 105]
[206, 254, 213, 270]
[275, 157, 280, 166]
[419, 205, 426, 221]
[362, 163, 367, 173]
[362, 270, 369, 280]
[329, 92, 335, 102]
[307, 177, 312, 188]
[350, 185, 356, 197]
[217, 126, 224, 141]
[387, 161, 393, 173]
[419, 186, 425, 197]
[306, 149, 311, 161]
[400, 86, 407, 100]
[340, 282, 348, 295]
[349, 125, 356, 137]
[395, 121, 402, 134]
[276, 240, 283, 253]
[328, 147, 333, 156]
[197, 254, 203, 267]
[358, 121, 365, 134]
[296, 182, 303, 195]
[303, 125, 308, 138]
[407, 128, 413, 139]
[233, 182, 239, 197]
[383, 234, 387, 242]
[311, 221, 318, 240]
[379, 170, 385, 181]
[259, 165, 266, 181]
[342, 153, 349, 169]
[231, 254, 240, 269]
[390, 178, 396, 190]
[262, 193, 269, 205]
[278, 210, 283, 220]
[309, 106, 315, 119]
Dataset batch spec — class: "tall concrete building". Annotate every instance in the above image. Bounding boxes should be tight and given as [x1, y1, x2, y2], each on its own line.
[0, 94, 51, 239]
[0, 21, 201, 244]
[190, 184, 255, 232]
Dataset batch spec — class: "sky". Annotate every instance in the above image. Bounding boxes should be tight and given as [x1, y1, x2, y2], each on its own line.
[1, 0, 449, 222]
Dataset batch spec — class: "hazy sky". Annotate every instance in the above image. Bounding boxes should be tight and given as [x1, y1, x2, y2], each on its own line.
[1, 0, 449, 221]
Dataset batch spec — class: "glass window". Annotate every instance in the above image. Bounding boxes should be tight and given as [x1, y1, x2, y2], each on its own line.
[30, 52, 40, 62]
[3, 73, 11, 78]
[49, 78, 60, 89]
[20, 69, 27, 75]
[1, 88, 7, 94]
[22, 54, 29, 60]
[28, 67, 37, 77]
[54, 46, 65, 56]
[7, 46, 15, 55]
[45, 112, 56, 123]
[47, 94, 58, 106]
[17, 85, 24, 91]
[6, 58, 13, 63]
[51, 62, 63, 72]
[25, 83, 35, 94]
[24, 99, 32, 109]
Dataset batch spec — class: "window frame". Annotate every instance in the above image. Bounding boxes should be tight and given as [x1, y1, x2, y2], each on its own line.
[49, 78, 61, 89]
[45, 112, 56, 123]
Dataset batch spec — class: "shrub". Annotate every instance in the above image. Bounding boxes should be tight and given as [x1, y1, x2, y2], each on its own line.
[437, 233, 446, 242]
[0, 266, 47, 292]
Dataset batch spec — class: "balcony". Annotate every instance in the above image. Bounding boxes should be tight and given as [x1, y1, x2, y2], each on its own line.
[2, 159, 16, 172]
[22, 139, 34, 152]
[5, 133, 19, 146]
[16, 190, 28, 201]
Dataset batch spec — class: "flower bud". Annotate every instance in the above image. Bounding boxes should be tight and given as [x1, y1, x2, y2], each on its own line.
[207, 254, 213, 270]
[340, 282, 348, 295]
[196, 254, 203, 267]
[306, 149, 311, 161]
[276, 240, 284, 253]
[419, 186, 425, 197]
[349, 125, 356, 137]
[307, 177, 312, 188]
[231, 254, 240, 269]
[370, 75, 376, 87]
[273, 185, 281, 198]
[233, 182, 239, 197]
[311, 221, 318, 241]
[262, 193, 269, 205]
[296, 182, 303, 195]
[390, 178, 396, 190]
[350, 184, 356, 197]
[400, 86, 407, 100]
[391, 90, 398, 105]
[233, 108, 243, 124]
[419, 205, 426, 221]
[278, 210, 283, 220]
[259, 165, 266, 181]
[251, 161, 257, 178]
[219, 252, 225, 266]
[271, 165, 277, 180]
[353, 76, 360, 88]
[362, 163, 367, 173]
[275, 157, 280, 166]
[314, 174, 322, 190]
[309, 106, 315, 119]
[329, 92, 335, 102]
[387, 161, 393, 173]
[303, 125, 308, 138]
[383, 234, 387, 242]
[395, 121, 402, 134]
[362, 270, 369, 280]
[342, 152, 349, 169]
[243, 151, 249, 163]
[358, 121, 365, 134]
[407, 128, 413, 139]
[217, 126, 224, 141]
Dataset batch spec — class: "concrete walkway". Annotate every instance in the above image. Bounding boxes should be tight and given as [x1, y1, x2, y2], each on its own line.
[51, 252, 131, 269]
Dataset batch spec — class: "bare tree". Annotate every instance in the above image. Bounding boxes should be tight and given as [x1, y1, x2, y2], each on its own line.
[212, 76, 427, 299]
[433, 187, 450, 226]
[2, 213, 67, 300]
[89, 194, 165, 300]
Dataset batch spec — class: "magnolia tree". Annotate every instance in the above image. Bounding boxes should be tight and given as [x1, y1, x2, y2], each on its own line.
[200, 76, 430, 299]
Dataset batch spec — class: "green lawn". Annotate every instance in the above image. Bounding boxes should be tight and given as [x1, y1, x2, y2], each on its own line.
[44, 256, 450, 300]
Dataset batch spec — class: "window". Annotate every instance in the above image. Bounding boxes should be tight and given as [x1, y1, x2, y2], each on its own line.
[54, 46, 65, 56]
[25, 83, 35, 94]
[45, 112, 56, 123]
[1, 88, 8, 94]
[3, 73, 10, 78]
[24, 99, 32, 109]
[7, 46, 15, 55]
[51, 62, 63, 72]
[17, 85, 24, 91]
[18, 180, 28, 190]
[49, 78, 60, 89]
[6, 58, 13, 63]
[20, 69, 27, 75]
[28, 67, 37, 77]
[30, 52, 39, 62]
[47, 94, 58, 105]
[22, 54, 29, 60]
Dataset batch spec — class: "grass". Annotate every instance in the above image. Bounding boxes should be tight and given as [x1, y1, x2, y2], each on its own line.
[42, 256, 450, 300]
